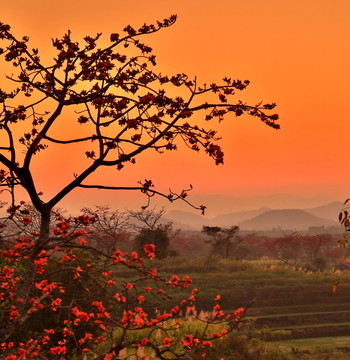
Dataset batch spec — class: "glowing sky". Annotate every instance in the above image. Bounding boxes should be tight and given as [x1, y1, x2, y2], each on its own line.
[1, 0, 350, 212]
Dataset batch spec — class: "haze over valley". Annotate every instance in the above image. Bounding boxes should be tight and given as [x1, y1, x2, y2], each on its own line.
[164, 195, 343, 232]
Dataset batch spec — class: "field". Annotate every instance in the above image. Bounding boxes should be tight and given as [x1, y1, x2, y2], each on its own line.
[271, 336, 350, 350]
[147, 257, 350, 359]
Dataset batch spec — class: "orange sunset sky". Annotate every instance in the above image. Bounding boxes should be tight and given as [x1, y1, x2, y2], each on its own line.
[1, 0, 350, 214]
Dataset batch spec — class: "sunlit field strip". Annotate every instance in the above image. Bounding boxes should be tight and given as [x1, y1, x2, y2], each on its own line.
[269, 322, 350, 330]
[271, 335, 350, 350]
[253, 310, 350, 319]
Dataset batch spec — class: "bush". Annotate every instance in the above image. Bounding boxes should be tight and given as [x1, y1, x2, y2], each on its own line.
[134, 226, 170, 259]
[314, 257, 327, 271]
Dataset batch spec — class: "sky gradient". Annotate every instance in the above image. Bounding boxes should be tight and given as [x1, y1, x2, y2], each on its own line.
[1, 0, 350, 213]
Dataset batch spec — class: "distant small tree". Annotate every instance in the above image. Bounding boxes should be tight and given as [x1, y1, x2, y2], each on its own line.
[127, 207, 168, 231]
[129, 207, 179, 258]
[265, 233, 335, 267]
[339, 199, 350, 248]
[134, 225, 170, 259]
[264, 232, 303, 266]
[239, 233, 273, 260]
[171, 232, 211, 257]
[202, 225, 240, 259]
[313, 257, 327, 271]
[302, 234, 333, 263]
[80, 205, 131, 254]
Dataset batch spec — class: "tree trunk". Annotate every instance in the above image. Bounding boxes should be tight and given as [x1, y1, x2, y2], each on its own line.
[37, 209, 51, 247]
[225, 238, 230, 260]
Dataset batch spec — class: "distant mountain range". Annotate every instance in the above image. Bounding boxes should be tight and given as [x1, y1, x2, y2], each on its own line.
[304, 201, 344, 220]
[164, 201, 343, 231]
[211, 207, 271, 227]
[167, 193, 336, 216]
[238, 209, 337, 231]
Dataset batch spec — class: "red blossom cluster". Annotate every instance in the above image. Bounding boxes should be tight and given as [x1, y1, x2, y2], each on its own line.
[0, 214, 246, 359]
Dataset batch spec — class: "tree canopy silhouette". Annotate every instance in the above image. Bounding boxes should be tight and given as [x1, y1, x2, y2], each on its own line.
[0, 16, 277, 358]
[0, 15, 278, 238]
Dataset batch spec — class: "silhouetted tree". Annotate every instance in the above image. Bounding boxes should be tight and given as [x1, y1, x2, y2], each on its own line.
[134, 225, 170, 259]
[202, 225, 240, 259]
[339, 199, 350, 247]
[0, 16, 278, 243]
[127, 207, 167, 231]
[0, 16, 277, 356]
[130, 208, 178, 258]
[80, 205, 131, 254]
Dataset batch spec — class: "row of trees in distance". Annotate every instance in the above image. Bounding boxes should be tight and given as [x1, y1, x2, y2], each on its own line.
[2, 202, 343, 270]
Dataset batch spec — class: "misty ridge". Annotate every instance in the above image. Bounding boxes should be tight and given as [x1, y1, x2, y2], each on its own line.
[163, 196, 343, 232]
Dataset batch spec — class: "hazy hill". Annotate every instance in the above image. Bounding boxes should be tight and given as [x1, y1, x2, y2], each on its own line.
[164, 210, 207, 230]
[169, 194, 335, 217]
[209, 207, 271, 227]
[238, 209, 338, 230]
[304, 201, 343, 222]
[165, 200, 343, 231]
[165, 207, 272, 230]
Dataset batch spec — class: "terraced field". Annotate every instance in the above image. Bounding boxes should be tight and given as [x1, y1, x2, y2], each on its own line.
[154, 257, 350, 347]
[247, 304, 350, 340]
[115, 257, 350, 358]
